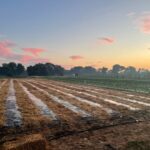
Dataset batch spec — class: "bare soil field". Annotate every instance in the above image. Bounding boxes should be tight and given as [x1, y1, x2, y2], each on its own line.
[0, 78, 150, 150]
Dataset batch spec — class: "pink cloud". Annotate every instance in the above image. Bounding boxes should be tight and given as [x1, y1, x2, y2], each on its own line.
[22, 48, 45, 56]
[135, 12, 150, 34]
[20, 55, 49, 64]
[0, 40, 15, 57]
[97, 37, 115, 45]
[0, 40, 49, 64]
[70, 55, 84, 60]
[140, 16, 150, 34]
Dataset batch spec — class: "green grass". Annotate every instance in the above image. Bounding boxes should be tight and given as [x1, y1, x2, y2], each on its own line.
[43, 76, 150, 94]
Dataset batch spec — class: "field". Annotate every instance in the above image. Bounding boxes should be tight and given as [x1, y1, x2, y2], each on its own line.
[0, 78, 150, 150]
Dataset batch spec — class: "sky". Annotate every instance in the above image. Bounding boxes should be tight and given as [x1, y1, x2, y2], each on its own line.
[0, 0, 150, 69]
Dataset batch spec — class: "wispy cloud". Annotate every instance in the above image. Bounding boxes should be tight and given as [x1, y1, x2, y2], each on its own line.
[139, 14, 150, 34]
[0, 40, 16, 57]
[20, 55, 49, 64]
[131, 12, 150, 34]
[70, 55, 84, 60]
[127, 12, 136, 17]
[22, 48, 45, 56]
[0, 39, 49, 64]
[97, 37, 115, 45]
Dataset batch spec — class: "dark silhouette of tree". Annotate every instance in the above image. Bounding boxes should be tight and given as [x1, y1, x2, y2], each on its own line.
[70, 66, 84, 75]
[70, 66, 97, 76]
[16, 63, 25, 75]
[83, 66, 96, 75]
[112, 64, 125, 77]
[0, 62, 150, 79]
[0, 62, 25, 77]
[101, 67, 108, 76]
[27, 63, 64, 76]
[54, 65, 64, 76]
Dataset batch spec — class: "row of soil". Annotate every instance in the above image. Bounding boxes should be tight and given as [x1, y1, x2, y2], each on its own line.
[28, 79, 150, 121]
[20, 81, 94, 132]
[40, 79, 150, 103]
[24, 80, 112, 120]
[14, 80, 52, 129]
[37, 81, 145, 110]
[29, 80, 134, 116]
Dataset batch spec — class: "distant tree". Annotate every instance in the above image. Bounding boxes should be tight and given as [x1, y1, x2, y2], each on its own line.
[5, 62, 17, 76]
[27, 63, 64, 76]
[138, 69, 150, 79]
[54, 65, 64, 76]
[83, 66, 97, 75]
[70, 66, 97, 76]
[101, 67, 108, 76]
[1, 62, 150, 79]
[16, 63, 25, 75]
[124, 66, 137, 78]
[112, 64, 125, 77]
[70, 66, 84, 75]
[0, 62, 26, 76]
[27, 66, 34, 76]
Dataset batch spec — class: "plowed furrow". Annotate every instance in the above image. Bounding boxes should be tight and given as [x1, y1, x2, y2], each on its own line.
[41, 82, 142, 109]
[20, 82, 88, 129]
[40, 79, 150, 103]
[27, 81, 120, 119]
[19, 83, 58, 121]
[31, 80, 140, 114]
[5, 80, 22, 127]
[14, 81, 52, 128]
[24, 81, 91, 118]
[47, 82, 146, 109]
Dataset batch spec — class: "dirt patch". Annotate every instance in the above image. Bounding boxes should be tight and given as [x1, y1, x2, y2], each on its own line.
[48, 121, 150, 150]
[2, 134, 47, 150]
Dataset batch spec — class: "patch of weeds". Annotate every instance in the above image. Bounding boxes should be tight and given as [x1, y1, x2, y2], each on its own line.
[125, 141, 150, 150]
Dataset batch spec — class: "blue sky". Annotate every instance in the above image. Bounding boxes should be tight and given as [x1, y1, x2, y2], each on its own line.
[0, 0, 150, 69]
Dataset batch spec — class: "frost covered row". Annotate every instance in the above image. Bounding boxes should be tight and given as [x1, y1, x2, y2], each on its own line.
[30, 81, 117, 116]
[19, 83, 58, 121]
[55, 81, 150, 102]
[5, 80, 22, 127]
[44, 82, 144, 110]
[25, 82, 91, 118]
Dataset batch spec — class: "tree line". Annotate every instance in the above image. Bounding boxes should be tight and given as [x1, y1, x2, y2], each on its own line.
[0, 62, 64, 77]
[0, 62, 150, 79]
[67, 64, 150, 79]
